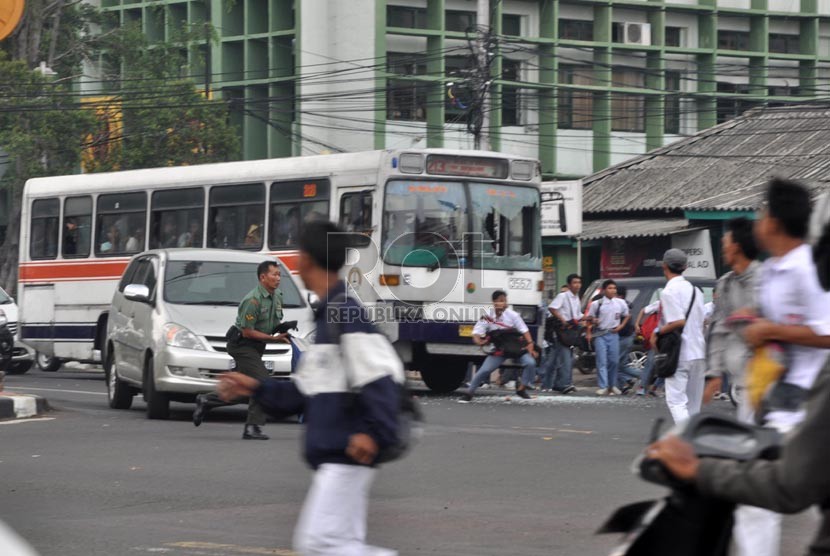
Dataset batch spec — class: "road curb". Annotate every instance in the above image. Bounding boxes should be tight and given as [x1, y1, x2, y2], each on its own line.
[0, 394, 50, 420]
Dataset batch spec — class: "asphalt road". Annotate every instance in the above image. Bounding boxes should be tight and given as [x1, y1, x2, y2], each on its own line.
[0, 369, 818, 556]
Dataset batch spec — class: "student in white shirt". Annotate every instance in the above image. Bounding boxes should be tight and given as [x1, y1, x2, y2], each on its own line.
[459, 290, 538, 403]
[587, 279, 630, 396]
[651, 248, 706, 423]
[733, 179, 830, 556]
[543, 273, 583, 394]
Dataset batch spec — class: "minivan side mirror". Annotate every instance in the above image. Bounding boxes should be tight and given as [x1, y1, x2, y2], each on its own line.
[123, 284, 151, 304]
[307, 292, 321, 311]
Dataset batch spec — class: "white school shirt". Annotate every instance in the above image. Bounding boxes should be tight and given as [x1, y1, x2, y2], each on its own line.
[757, 243, 830, 392]
[549, 291, 581, 322]
[588, 296, 629, 331]
[660, 276, 706, 363]
[472, 308, 530, 337]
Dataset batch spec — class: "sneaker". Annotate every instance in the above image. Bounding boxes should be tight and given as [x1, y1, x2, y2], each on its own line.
[458, 393, 473, 404]
[635, 389, 646, 396]
[516, 388, 532, 400]
[596, 388, 608, 396]
[505, 381, 516, 390]
[562, 385, 577, 395]
[611, 387, 622, 395]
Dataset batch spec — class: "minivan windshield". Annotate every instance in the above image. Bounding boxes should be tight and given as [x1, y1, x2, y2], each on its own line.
[163, 261, 303, 307]
[0, 289, 10, 304]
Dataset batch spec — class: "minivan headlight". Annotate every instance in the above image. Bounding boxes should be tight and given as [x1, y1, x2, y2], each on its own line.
[0, 308, 6, 327]
[163, 323, 206, 350]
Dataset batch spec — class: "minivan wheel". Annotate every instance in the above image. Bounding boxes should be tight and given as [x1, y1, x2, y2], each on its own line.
[105, 350, 133, 410]
[36, 352, 63, 372]
[143, 354, 170, 420]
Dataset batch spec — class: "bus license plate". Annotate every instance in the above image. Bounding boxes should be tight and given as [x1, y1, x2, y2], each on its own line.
[458, 325, 474, 337]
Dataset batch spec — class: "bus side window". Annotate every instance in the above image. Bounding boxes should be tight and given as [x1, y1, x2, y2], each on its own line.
[208, 183, 264, 250]
[268, 179, 330, 250]
[30, 198, 60, 260]
[96, 192, 147, 257]
[150, 188, 205, 249]
[63, 196, 92, 258]
[339, 191, 373, 247]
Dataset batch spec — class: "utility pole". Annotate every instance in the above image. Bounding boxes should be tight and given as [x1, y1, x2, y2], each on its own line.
[474, 0, 491, 151]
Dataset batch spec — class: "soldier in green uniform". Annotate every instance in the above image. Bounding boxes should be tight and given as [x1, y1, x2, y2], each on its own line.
[192, 260, 288, 439]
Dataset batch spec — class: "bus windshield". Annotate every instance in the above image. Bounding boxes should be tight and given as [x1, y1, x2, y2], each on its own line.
[382, 180, 541, 271]
[163, 261, 303, 307]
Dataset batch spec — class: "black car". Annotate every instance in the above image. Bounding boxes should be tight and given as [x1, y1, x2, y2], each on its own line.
[573, 276, 717, 374]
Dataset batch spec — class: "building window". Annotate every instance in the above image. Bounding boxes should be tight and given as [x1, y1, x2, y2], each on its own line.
[769, 33, 800, 54]
[665, 71, 681, 134]
[718, 30, 750, 51]
[502, 59, 521, 126]
[502, 14, 521, 36]
[559, 19, 593, 41]
[558, 65, 593, 130]
[387, 5, 427, 29]
[716, 82, 754, 123]
[611, 68, 645, 132]
[445, 56, 474, 123]
[446, 10, 476, 33]
[387, 52, 428, 121]
[665, 26, 683, 47]
[768, 85, 799, 96]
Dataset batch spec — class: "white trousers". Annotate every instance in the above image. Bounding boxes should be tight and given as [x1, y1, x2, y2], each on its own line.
[293, 463, 397, 556]
[732, 416, 796, 556]
[665, 359, 706, 424]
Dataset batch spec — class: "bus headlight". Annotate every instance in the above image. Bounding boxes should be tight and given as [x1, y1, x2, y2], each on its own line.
[163, 323, 206, 351]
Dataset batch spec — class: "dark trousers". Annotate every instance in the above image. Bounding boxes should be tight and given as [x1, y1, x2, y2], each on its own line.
[203, 341, 269, 426]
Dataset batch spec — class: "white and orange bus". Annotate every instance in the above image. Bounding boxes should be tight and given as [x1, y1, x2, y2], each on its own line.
[19, 148, 544, 392]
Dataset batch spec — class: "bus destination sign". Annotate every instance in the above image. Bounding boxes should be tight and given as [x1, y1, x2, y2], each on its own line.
[425, 155, 509, 179]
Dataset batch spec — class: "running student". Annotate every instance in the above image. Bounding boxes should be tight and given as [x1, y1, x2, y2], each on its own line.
[218, 220, 403, 556]
[459, 290, 538, 403]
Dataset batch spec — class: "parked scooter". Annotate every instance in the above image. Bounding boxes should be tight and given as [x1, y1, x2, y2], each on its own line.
[598, 413, 781, 556]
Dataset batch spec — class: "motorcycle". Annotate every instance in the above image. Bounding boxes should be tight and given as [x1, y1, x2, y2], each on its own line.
[597, 413, 781, 556]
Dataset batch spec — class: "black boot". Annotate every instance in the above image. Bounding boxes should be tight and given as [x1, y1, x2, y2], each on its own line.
[192, 394, 210, 427]
[243, 424, 269, 440]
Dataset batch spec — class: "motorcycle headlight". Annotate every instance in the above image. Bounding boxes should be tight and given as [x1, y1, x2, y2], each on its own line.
[0, 309, 6, 327]
[162, 323, 206, 350]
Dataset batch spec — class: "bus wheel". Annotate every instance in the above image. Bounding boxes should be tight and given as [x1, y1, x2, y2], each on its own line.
[143, 354, 170, 420]
[420, 359, 467, 393]
[36, 352, 63, 372]
[105, 349, 133, 410]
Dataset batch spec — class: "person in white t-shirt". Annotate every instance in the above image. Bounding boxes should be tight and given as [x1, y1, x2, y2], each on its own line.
[459, 290, 538, 403]
[542, 273, 583, 394]
[587, 279, 630, 396]
[650, 248, 706, 423]
[731, 179, 830, 556]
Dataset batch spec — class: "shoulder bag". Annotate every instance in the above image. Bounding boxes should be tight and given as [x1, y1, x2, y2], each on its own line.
[653, 285, 696, 379]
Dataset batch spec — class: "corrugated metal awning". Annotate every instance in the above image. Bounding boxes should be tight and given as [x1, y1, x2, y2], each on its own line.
[578, 218, 694, 241]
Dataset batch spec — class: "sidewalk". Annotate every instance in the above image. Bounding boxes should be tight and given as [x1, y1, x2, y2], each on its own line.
[0, 371, 50, 420]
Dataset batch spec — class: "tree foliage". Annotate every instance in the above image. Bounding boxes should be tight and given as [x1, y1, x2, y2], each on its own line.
[0, 0, 240, 292]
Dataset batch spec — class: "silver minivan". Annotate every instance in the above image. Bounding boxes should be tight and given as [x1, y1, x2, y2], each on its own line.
[105, 249, 315, 419]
